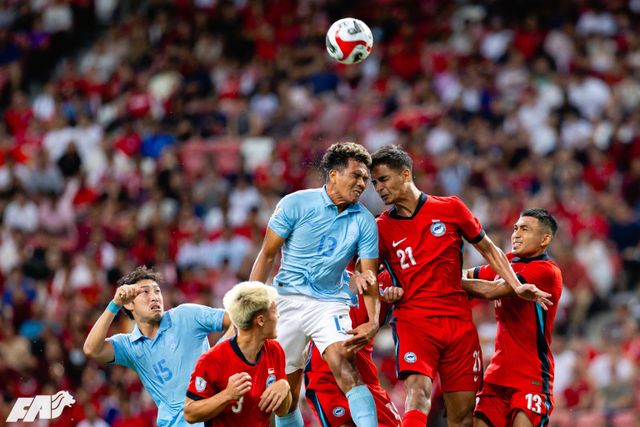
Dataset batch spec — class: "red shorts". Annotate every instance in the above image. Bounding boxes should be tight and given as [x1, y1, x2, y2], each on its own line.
[305, 384, 401, 427]
[475, 382, 554, 427]
[391, 316, 482, 392]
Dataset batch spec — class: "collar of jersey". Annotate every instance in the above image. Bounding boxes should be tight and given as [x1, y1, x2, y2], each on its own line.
[129, 310, 172, 342]
[510, 252, 550, 264]
[229, 334, 264, 366]
[321, 185, 361, 213]
[388, 192, 428, 220]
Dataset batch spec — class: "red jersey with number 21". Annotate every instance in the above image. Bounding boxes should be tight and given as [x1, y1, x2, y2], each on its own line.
[377, 193, 485, 321]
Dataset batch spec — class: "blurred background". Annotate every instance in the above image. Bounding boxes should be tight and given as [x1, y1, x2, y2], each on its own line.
[0, 0, 639, 426]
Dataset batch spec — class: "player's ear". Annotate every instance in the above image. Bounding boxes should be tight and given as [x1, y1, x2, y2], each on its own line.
[403, 168, 411, 183]
[541, 233, 552, 247]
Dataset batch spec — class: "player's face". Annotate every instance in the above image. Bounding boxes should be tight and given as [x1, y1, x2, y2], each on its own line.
[371, 164, 407, 205]
[127, 279, 164, 323]
[512, 216, 547, 257]
[330, 159, 369, 204]
[260, 302, 279, 339]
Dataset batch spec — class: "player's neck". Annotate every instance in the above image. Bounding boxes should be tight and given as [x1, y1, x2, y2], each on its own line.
[236, 331, 265, 364]
[325, 184, 351, 214]
[137, 319, 161, 340]
[394, 186, 422, 217]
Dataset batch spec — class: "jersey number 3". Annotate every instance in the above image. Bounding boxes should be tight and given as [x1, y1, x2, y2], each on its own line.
[232, 396, 244, 413]
[396, 247, 416, 269]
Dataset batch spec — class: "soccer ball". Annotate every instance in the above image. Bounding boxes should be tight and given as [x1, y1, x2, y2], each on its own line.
[326, 18, 373, 64]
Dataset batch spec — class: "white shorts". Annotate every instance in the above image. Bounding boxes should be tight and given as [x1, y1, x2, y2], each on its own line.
[275, 294, 352, 374]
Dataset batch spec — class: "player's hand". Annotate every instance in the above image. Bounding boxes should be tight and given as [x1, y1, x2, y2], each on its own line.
[514, 283, 553, 310]
[113, 284, 142, 306]
[259, 379, 290, 412]
[343, 321, 378, 353]
[224, 372, 252, 401]
[382, 287, 404, 303]
[349, 270, 377, 295]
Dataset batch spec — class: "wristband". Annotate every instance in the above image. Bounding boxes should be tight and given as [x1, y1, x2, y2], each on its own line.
[107, 301, 122, 315]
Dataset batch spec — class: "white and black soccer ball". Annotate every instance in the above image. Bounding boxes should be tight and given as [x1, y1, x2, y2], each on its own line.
[326, 18, 373, 65]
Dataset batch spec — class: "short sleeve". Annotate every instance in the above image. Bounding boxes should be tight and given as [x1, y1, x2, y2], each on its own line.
[176, 304, 225, 334]
[107, 334, 135, 369]
[357, 211, 379, 260]
[517, 264, 556, 294]
[453, 197, 485, 243]
[473, 264, 496, 281]
[267, 196, 297, 239]
[187, 353, 216, 401]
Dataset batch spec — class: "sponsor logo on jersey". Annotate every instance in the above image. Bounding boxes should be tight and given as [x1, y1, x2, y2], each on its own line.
[404, 352, 417, 363]
[195, 377, 206, 392]
[333, 407, 346, 417]
[430, 222, 446, 237]
[6, 391, 75, 423]
[266, 374, 276, 387]
[268, 368, 275, 374]
[392, 238, 407, 247]
[165, 333, 177, 349]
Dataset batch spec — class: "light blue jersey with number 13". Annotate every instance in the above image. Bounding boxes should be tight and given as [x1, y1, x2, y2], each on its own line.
[268, 186, 378, 305]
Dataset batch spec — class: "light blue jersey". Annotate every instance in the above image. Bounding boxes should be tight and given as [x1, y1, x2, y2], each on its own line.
[268, 186, 378, 305]
[108, 304, 225, 427]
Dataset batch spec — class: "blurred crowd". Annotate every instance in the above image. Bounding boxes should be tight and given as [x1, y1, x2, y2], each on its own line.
[0, 0, 639, 426]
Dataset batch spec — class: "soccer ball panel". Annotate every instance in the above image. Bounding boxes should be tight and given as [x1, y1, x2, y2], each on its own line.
[326, 18, 373, 65]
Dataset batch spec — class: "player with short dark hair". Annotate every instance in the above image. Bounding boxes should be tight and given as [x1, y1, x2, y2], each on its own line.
[462, 208, 562, 427]
[83, 266, 233, 427]
[369, 145, 552, 427]
[251, 142, 381, 427]
[184, 282, 291, 427]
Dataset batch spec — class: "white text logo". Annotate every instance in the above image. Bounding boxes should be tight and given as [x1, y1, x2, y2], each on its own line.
[6, 391, 75, 422]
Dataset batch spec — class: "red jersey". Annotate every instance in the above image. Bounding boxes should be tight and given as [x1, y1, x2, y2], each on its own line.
[304, 270, 395, 389]
[474, 252, 563, 394]
[377, 193, 485, 321]
[187, 336, 286, 427]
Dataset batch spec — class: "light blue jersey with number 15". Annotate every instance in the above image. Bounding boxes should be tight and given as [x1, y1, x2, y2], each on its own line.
[268, 186, 378, 305]
[107, 304, 225, 427]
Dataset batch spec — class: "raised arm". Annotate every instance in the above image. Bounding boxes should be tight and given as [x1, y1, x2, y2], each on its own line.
[83, 285, 141, 362]
[249, 227, 286, 284]
[472, 235, 552, 309]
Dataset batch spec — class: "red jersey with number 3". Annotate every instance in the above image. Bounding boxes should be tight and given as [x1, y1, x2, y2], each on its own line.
[186, 337, 286, 427]
[377, 193, 485, 321]
[473, 253, 562, 394]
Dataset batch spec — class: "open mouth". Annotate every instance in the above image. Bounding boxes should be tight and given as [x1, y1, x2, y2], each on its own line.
[150, 304, 162, 311]
[513, 242, 522, 249]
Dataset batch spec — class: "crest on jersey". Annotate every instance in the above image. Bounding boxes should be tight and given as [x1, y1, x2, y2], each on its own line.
[266, 374, 276, 387]
[430, 222, 446, 237]
[195, 377, 206, 392]
[333, 407, 346, 417]
[165, 333, 177, 349]
[404, 352, 417, 363]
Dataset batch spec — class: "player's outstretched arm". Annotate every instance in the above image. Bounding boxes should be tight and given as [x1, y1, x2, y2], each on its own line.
[250, 227, 286, 284]
[472, 235, 553, 310]
[83, 284, 142, 362]
[184, 372, 251, 423]
[259, 379, 291, 416]
[462, 277, 510, 300]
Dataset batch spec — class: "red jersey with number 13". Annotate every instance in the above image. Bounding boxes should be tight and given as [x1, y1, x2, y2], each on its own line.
[377, 193, 485, 321]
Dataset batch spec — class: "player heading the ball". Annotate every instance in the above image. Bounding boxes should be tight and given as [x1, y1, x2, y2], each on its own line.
[369, 145, 552, 427]
[184, 282, 291, 427]
[83, 266, 233, 427]
[250, 142, 381, 427]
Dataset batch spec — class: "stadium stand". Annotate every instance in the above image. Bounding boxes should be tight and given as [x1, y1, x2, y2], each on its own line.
[0, 0, 638, 426]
